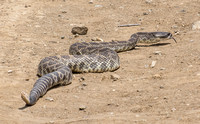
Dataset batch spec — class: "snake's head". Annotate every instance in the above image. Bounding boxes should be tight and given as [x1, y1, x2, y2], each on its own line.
[152, 32, 177, 43]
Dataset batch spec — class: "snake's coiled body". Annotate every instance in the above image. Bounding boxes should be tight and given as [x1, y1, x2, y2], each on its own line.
[21, 32, 176, 105]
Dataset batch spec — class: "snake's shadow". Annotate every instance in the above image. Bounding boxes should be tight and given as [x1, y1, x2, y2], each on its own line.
[136, 43, 170, 47]
[19, 105, 30, 110]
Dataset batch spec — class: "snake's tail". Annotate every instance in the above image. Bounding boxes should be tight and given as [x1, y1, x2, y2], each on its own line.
[21, 76, 50, 105]
[21, 91, 31, 105]
[21, 66, 73, 106]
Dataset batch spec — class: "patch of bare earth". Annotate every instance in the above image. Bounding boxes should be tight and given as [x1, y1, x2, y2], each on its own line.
[1, 0, 200, 123]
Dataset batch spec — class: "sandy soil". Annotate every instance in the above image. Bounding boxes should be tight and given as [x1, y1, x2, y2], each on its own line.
[1, 0, 200, 123]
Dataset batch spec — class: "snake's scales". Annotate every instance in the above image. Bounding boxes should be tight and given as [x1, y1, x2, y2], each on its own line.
[21, 32, 176, 106]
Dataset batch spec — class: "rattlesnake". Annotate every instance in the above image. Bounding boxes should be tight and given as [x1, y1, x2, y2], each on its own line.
[21, 32, 176, 106]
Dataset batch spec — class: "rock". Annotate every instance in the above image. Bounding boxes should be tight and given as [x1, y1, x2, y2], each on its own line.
[154, 97, 158, 99]
[160, 67, 166, 70]
[135, 114, 140, 117]
[171, 107, 176, 112]
[49, 121, 55, 124]
[190, 40, 194, 42]
[89, 0, 93, 4]
[61, 11, 67, 13]
[140, 27, 145, 30]
[145, 0, 152, 3]
[79, 105, 86, 110]
[171, 25, 178, 29]
[153, 51, 162, 55]
[61, 36, 65, 39]
[110, 74, 120, 81]
[150, 61, 157, 68]
[25, 79, 29, 81]
[143, 12, 148, 15]
[8, 70, 13, 73]
[159, 86, 164, 89]
[45, 97, 54, 102]
[91, 37, 104, 42]
[25, 5, 31, 8]
[180, 9, 186, 13]
[71, 26, 88, 35]
[144, 64, 149, 68]
[74, 34, 79, 38]
[152, 74, 162, 79]
[95, 5, 103, 8]
[192, 21, 200, 30]
[79, 77, 85, 82]
[82, 82, 87, 86]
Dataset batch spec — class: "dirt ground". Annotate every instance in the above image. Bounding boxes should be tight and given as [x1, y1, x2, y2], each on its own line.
[1, 0, 200, 123]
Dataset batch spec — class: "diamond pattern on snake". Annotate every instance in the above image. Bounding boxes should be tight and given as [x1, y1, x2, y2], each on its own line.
[21, 32, 176, 106]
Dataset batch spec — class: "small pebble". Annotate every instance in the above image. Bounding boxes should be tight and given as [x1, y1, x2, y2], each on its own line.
[140, 27, 145, 30]
[145, 0, 152, 3]
[74, 34, 79, 38]
[110, 74, 120, 81]
[8, 70, 13, 73]
[79, 105, 86, 110]
[95, 5, 103, 8]
[190, 40, 194, 42]
[82, 83, 87, 86]
[61, 36, 65, 39]
[171, 25, 178, 29]
[153, 51, 162, 55]
[25, 79, 29, 81]
[135, 114, 140, 117]
[91, 37, 104, 42]
[49, 121, 55, 124]
[79, 77, 85, 82]
[180, 9, 186, 13]
[188, 65, 193, 68]
[163, 97, 167, 100]
[192, 21, 200, 30]
[150, 61, 157, 68]
[152, 74, 162, 79]
[110, 112, 114, 115]
[159, 86, 164, 89]
[171, 107, 176, 112]
[61, 11, 67, 13]
[89, 0, 93, 4]
[25, 5, 31, 8]
[160, 67, 166, 70]
[143, 12, 148, 15]
[144, 64, 149, 68]
[154, 97, 158, 99]
[45, 97, 54, 102]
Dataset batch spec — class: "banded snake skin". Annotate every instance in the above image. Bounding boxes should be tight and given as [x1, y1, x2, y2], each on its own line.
[21, 32, 176, 106]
